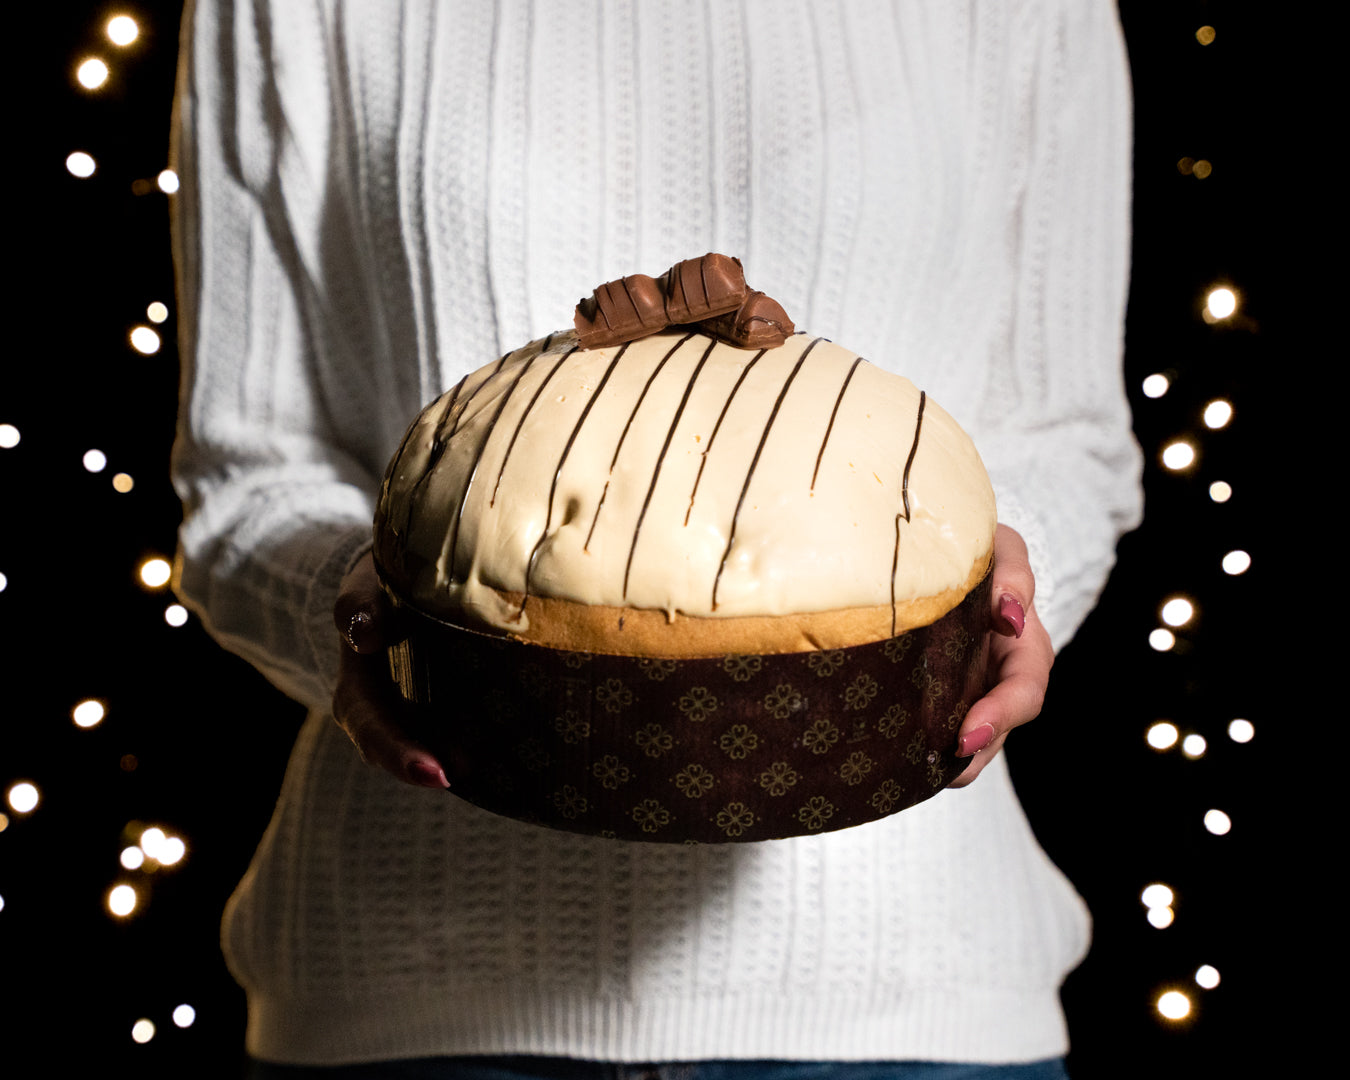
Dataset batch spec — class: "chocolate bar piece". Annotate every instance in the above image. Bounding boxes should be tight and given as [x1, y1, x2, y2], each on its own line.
[575, 253, 749, 348]
[700, 291, 796, 349]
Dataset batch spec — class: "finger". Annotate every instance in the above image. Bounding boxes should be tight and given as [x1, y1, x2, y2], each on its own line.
[333, 649, 449, 788]
[991, 523, 1035, 638]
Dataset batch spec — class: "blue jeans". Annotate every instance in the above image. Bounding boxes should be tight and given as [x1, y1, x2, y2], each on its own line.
[248, 1056, 1070, 1080]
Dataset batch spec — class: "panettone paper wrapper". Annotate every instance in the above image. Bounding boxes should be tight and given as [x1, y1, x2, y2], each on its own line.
[386, 570, 992, 843]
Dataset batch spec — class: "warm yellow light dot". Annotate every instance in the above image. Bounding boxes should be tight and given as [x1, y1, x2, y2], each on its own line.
[1204, 809, 1232, 835]
[73, 699, 106, 729]
[165, 603, 189, 627]
[1146, 722, 1178, 750]
[1222, 550, 1251, 575]
[107, 15, 140, 46]
[160, 836, 187, 866]
[1141, 373, 1169, 398]
[1203, 400, 1233, 428]
[1192, 159, 1213, 179]
[67, 151, 97, 178]
[1176, 157, 1194, 176]
[120, 845, 145, 870]
[1141, 883, 1174, 909]
[1228, 718, 1255, 743]
[140, 557, 172, 589]
[0, 572, 7, 593]
[0, 423, 20, 448]
[1157, 990, 1192, 1021]
[1182, 734, 1207, 758]
[158, 169, 180, 194]
[1161, 441, 1195, 470]
[7, 782, 39, 814]
[1146, 906, 1174, 929]
[130, 326, 161, 355]
[77, 57, 109, 89]
[1196, 26, 1216, 45]
[173, 1004, 197, 1028]
[108, 883, 138, 917]
[1207, 287, 1237, 319]
[1195, 965, 1220, 989]
[113, 473, 135, 493]
[131, 1018, 156, 1044]
[83, 449, 108, 473]
[1148, 628, 1175, 652]
[147, 302, 169, 323]
[140, 827, 167, 860]
[1209, 481, 1233, 503]
[1161, 597, 1194, 627]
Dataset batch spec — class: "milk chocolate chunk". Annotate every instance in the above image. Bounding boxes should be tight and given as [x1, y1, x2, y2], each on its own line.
[574, 274, 667, 348]
[700, 290, 796, 348]
[657, 253, 747, 325]
[575, 253, 751, 349]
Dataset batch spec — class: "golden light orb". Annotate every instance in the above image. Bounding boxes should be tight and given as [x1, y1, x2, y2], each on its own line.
[108, 883, 138, 917]
[1195, 965, 1221, 989]
[1196, 26, 1216, 45]
[1161, 441, 1195, 470]
[72, 699, 106, 728]
[1206, 287, 1237, 319]
[1228, 718, 1255, 743]
[1222, 550, 1251, 575]
[130, 326, 161, 355]
[112, 473, 135, 493]
[107, 15, 140, 46]
[131, 1019, 156, 1044]
[7, 782, 40, 814]
[165, 603, 189, 627]
[1181, 734, 1207, 758]
[83, 449, 108, 473]
[1209, 480, 1232, 503]
[140, 557, 172, 589]
[1141, 883, 1174, 909]
[1203, 399, 1233, 429]
[0, 423, 19, 448]
[1141, 373, 1169, 398]
[67, 152, 97, 179]
[1204, 809, 1232, 836]
[77, 57, 109, 89]
[1145, 722, 1178, 750]
[1161, 597, 1194, 627]
[147, 301, 169, 323]
[1148, 628, 1175, 652]
[1157, 990, 1192, 1021]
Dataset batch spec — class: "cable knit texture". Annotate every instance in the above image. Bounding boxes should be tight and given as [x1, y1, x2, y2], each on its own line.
[171, 0, 1141, 1066]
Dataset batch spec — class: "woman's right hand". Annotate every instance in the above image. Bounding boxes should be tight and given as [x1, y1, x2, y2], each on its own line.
[332, 551, 449, 788]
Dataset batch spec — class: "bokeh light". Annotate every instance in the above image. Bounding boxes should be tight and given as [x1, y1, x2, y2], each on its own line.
[108, 884, 138, 917]
[120, 846, 146, 870]
[1222, 550, 1251, 575]
[77, 58, 109, 89]
[1203, 400, 1233, 428]
[1204, 809, 1232, 835]
[158, 169, 180, 194]
[1161, 441, 1195, 470]
[1206, 287, 1236, 319]
[1196, 26, 1216, 45]
[66, 152, 97, 178]
[113, 473, 135, 493]
[7, 782, 40, 814]
[140, 558, 172, 589]
[130, 326, 161, 354]
[1209, 480, 1232, 503]
[1146, 722, 1178, 750]
[1157, 990, 1192, 1021]
[165, 603, 189, 627]
[1141, 373, 1169, 398]
[73, 699, 106, 729]
[1195, 965, 1220, 989]
[1161, 597, 1194, 627]
[1228, 718, 1255, 743]
[147, 301, 169, 323]
[107, 15, 139, 46]
[1146, 906, 1174, 929]
[131, 1018, 156, 1044]
[173, 1004, 197, 1028]
[1181, 734, 1207, 758]
[0, 423, 20, 448]
[83, 449, 108, 473]
[1148, 628, 1175, 652]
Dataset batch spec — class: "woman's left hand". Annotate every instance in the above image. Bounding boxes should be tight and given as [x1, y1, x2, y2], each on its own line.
[950, 523, 1054, 787]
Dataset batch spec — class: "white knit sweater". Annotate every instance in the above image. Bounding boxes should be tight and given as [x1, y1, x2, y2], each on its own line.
[171, 0, 1141, 1066]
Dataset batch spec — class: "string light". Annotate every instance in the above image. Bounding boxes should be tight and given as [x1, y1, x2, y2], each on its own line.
[1196, 26, 1216, 46]
[112, 473, 135, 493]
[1208, 481, 1232, 503]
[1156, 990, 1192, 1021]
[83, 449, 108, 472]
[1202, 400, 1233, 428]
[107, 884, 138, 917]
[173, 1004, 197, 1028]
[76, 58, 109, 89]
[1148, 628, 1175, 652]
[1221, 550, 1250, 575]
[1228, 719, 1255, 743]
[139, 557, 172, 589]
[165, 604, 189, 627]
[130, 326, 162, 355]
[158, 169, 180, 194]
[72, 699, 106, 728]
[1141, 373, 1169, 398]
[1181, 734, 1206, 758]
[1146, 722, 1178, 750]
[107, 15, 139, 46]
[1195, 965, 1221, 989]
[1203, 809, 1232, 836]
[1141, 883, 1175, 929]
[0, 423, 19, 448]
[1160, 597, 1194, 627]
[121, 846, 146, 870]
[131, 1019, 156, 1044]
[147, 301, 169, 323]
[1205, 287, 1237, 321]
[7, 782, 40, 814]
[1161, 441, 1195, 470]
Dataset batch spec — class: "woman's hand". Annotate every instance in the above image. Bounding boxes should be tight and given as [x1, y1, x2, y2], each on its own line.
[950, 523, 1054, 787]
[332, 551, 450, 788]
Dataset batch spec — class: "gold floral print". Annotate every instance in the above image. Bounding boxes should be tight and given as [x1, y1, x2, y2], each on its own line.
[904, 729, 928, 765]
[516, 737, 551, 773]
[839, 750, 874, 786]
[595, 677, 634, 713]
[716, 802, 756, 838]
[802, 717, 840, 755]
[561, 650, 593, 669]
[519, 662, 554, 699]
[843, 673, 880, 711]
[758, 761, 799, 796]
[635, 722, 674, 757]
[632, 798, 672, 833]
[719, 723, 759, 759]
[674, 763, 716, 798]
[883, 633, 914, 664]
[592, 754, 631, 790]
[945, 700, 970, 734]
[806, 650, 847, 677]
[552, 785, 588, 819]
[553, 707, 591, 744]
[944, 627, 971, 661]
[869, 778, 904, 814]
[677, 686, 718, 722]
[723, 655, 763, 682]
[928, 754, 949, 788]
[910, 661, 944, 706]
[796, 795, 836, 831]
[878, 704, 908, 739]
[638, 658, 680, 681]
[762, 683, 804, 719]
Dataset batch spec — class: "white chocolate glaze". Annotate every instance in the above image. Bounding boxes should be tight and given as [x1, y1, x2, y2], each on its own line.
[373, 330, 996, 633]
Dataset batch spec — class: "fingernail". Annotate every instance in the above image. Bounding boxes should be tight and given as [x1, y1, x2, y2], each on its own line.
[958, 723, 995, 758]
[406, 760, 449, 789]
[998, 594, 1025, 639]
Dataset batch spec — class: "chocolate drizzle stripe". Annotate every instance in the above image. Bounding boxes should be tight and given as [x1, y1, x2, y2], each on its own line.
[890, 389, 927, 635]
[811, 355, 866, 492]
[399, 373, 468, 542]
[519, 342, 638, 615]
[622, 338, 718, 599]
[486, 344, 580, 525]
[684, 346, 769, 526]
[712, 336, 824, 610]
[582, 333, 696, 550]
[441, 352, 542, 583]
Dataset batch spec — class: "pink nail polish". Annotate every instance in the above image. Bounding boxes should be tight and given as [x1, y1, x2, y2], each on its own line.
[958, 723, 995, 757]
[407, 760, 448, 788]
[998, 595, 1025, 638]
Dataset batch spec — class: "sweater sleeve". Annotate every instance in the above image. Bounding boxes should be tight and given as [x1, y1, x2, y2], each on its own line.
[169, 0, 377, 711]
[979, 0, 1143, 652]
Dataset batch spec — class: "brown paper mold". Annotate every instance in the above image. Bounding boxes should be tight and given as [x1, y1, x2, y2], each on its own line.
[384, 568, 990, 843]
